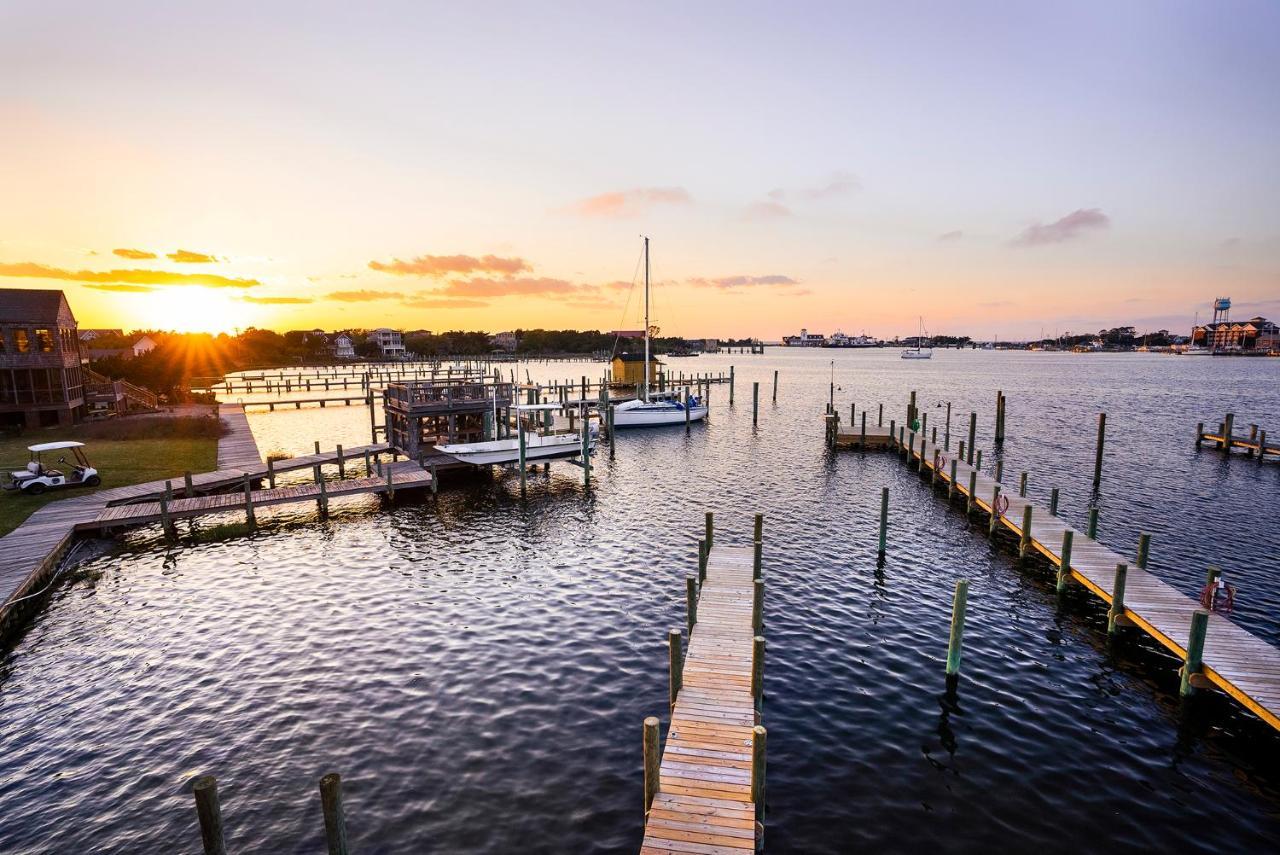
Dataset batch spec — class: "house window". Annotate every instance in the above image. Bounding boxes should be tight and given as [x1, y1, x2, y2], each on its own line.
[35, 329, 54, 352]
[15, 329, 30, 353]
[0, 329, 6, 352]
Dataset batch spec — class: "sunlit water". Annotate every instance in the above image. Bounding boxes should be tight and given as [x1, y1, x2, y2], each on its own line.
[2, 350, 1279, 853]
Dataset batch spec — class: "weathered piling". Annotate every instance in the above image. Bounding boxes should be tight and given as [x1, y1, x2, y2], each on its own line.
[1108, 563, 1128, 635]
[948, 459, 957, 501]
[753, 381, 760, 425]
[1136, 533, 1150, 570]
[878, 403, 883, 426]
[1056, 530, 1073, 593]
[878, 487, 889, 559]
[698, 539, 707, 583]
[1087, 507, 1099, 539]
[1018, 504, 1032, 558]
[751, 725, 767, 822]
[336, 445, 345, 477]
[988, 485, 1001, 538]
[668, 628, 683, 709]
[1019, 471, 1027, 497]
[1221, 412, 1234, 451]
[192, 775, 227, 855]
[1180, 610, 1210, 696]
[1049, 487, 1059, 516]
[772, 369, 778, 403]
[729, 365, 735, 406]
[518, 426, 527, 496]
[946, 579, 969, 677]
[967, 412, 977, 465]
[753, 579, 764, 632]
[319, 773, 349, 855]
[705, 511, 714, 548]
[966, 470, 977, 515]
[752, 635, 766, 710]
[643, 717, 660, 816]
[686, 576, 698, 633]
[1093, 413, 1107, 490]
[183, 471, 194, 498]
[243, 475, 256, 527]
[160, 482, 176, 541]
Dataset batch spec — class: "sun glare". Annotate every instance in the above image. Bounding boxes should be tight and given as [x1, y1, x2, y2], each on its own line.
[138, 288, 249, 334]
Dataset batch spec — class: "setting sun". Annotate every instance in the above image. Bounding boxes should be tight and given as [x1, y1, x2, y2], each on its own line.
[137, 288, 251, 334]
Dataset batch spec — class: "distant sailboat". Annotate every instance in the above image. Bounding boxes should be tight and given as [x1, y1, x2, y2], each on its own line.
[901, 317, 933, 359]
[613, 238, 710, 427]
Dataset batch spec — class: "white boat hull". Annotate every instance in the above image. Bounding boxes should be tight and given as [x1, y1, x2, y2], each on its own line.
[900, 351, 932, 359]
[436, 433, 593, 465]
[613, 402, 709, 428]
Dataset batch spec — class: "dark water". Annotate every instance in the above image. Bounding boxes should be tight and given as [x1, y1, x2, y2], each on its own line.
[2, 350, 1279, 853]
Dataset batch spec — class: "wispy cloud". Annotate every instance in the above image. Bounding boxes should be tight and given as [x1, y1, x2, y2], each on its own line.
[567, 187, 691, 218]
[168, 249, 219, 263]
[401, 296, 489, 309]
[83, 283, 154, 293]
[369, 253, 531, 277]
[440, 276, 585, 297]
[240, 294, 313, 304]
[1010, 208, 1110, 247]
[0, 261, 259, 288]
[326, 289, 402, 302]
[688, 274, 798, 289]
[112, 248, 157, 260]
[742, 200, 792, 221]
[798, 171, 859, 200]
[938, 230, 964, 242]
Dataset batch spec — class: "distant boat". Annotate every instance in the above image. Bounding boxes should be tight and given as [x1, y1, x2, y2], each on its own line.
[613, 238, 710, 428]
[901, 317, 933, 359]
[822, 331, 878, 348]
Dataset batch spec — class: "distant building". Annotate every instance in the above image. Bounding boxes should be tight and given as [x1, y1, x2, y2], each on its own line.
[489, 331, 519, 352]
[612, 329, 646, 340]
[78, 328, 124, 342]
[367, 328, 405, 357]
[130, 335, 158, 357]
[782, 328, 825, 347]
[0, 288, 86, 428]
[702, 338, 720, 353]
[611, 352, 661, 387]
[1192, 316, 1279, 353]
[333, 332, 356, 359]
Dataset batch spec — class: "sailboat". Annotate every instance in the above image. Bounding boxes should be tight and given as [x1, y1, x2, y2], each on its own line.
[901, 317, 933, 359]
[613, 237, 710, 428]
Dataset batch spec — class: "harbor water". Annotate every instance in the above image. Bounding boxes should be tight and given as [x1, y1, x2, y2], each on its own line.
[2, 349, 1279, 852]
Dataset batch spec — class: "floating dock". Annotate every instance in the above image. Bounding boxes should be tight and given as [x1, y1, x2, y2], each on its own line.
[642, 541, 764, 853]
[1197, 414, 1276, 463]
[892, 427, 1280, 732]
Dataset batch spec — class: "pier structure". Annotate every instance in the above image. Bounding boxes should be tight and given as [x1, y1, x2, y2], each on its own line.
[641, 520, 765, 853]
[1197, 414, 1277, 463]
[883, 411, 1280, 733]
[382, 378, 516, 456]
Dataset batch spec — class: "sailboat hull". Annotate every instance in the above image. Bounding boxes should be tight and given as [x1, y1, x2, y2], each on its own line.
[613, 403, 709, 427]
[436, 433, 593, 465]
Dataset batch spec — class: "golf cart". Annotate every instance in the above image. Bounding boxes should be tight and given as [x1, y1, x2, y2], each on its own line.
[4, 441, 101, 495]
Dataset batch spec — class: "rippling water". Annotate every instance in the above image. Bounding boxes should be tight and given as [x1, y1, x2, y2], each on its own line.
[2, 350, 1279, 853]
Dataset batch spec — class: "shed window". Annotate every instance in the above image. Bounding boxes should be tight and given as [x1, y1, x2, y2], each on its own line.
[35, 329, 54, 352]
[15, 329, 30, 353]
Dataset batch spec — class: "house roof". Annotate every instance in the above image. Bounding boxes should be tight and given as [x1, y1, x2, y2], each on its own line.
[0, 288, 75, 324]
[613, 352, 664, 363]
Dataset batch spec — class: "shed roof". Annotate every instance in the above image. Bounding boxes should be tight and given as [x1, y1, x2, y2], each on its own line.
[612, 352, 664, 363]
[0, 288, 75, 324]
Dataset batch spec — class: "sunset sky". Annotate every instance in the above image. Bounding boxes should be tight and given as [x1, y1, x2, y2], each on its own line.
[2, 1, 1277, 339]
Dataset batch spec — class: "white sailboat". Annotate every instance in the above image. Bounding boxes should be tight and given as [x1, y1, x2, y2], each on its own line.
[901, 317, 933, 359]
[613, 238, 710, 428]
[436, 404, 595, 465]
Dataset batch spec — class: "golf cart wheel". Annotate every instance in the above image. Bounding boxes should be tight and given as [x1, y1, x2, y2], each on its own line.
[85, 475, 101, 487]
[24, 483, 46, 495]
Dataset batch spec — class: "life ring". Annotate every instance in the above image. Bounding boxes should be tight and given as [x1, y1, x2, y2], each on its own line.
[995, 494, 1010, 519]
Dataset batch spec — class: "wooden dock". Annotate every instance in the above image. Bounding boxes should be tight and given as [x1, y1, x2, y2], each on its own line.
[238, 395, 370, 411]
[1197, 414, 1276, 462]
[894, 428, 1280, 732]
[642, 543, 763, 853]
[217, 404, 263, 470]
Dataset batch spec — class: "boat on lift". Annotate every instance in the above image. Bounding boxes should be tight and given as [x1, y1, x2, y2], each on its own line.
[613, 237, 710, 428]
[436, 404, 595, 465]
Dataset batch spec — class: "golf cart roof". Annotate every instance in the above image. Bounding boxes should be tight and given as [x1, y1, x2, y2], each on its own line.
[28, 441, 85, 452]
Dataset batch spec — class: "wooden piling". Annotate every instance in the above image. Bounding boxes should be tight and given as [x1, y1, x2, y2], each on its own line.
[336, 445, 345, 478]
[1056, 530, 1073, 593]
[668, 628, 683, 709]
[753, 381, 759, 425]
[860, 412, 867, 448]
[729, 365, 735, 406]
[1049, 487, 1059, 516]
[386, 466, 394, 501]
[705, 511, 714, 549]
[1019, 471, 1027, 497]
[243, 475, 256, 527]
[192, 775, 227, 855]
[317, 470, 328, 515]
[183, 471, 194, 498]
[948, 459, 957, 501]
[643, 717, 660, 816]
[1195, 421, 1203, 448]
[772, 369, 778, 403]
[944, 401, 951, 449]
[1093, 413, 1106, 490]
[751, 724, 767, 813]
[319, 773, 349, 855]
[1088, 507, 1098, 539]
[698, 539, 707, 583]
[967, 412, 977, 465]
[753, 579, 764, 633]
[1107, 563, 1128, 635]
[878, 403, 883, 426]
[1180, 610, 1210, 696]
[966, 470, 977, 514]
[1221, 413, 1234, 451]
[878, 487, 889, 559]
[945, 579, 969, 676]
[686, 576, 698, 633]
[975, 449, 983, 473]
[988, 485, 1001, 538]
[752, 635, 765, 708]
[1018, 504, 1032, 558]
[518, 425, 527, 496]
[1136, 533, 1150, 570]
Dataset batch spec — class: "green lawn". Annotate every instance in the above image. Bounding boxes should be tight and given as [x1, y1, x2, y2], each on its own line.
[0, 417, 221, 537]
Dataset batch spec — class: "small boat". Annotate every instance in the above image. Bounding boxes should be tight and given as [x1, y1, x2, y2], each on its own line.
[901, 317, 933, 359]
[613, 237, 710, 428]
[436, 404, 595, 465]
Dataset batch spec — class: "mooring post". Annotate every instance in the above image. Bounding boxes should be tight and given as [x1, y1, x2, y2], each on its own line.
[945, 579, 969, 677]
[988, 485, 1001, 538]
[877, 487, 889, 559]
[772, 369, 778, 403]
[386, 465, 394, 501]
[753, 382, 759, 426]
[907, 431, 915, 468]
[994, 459, 1003, 483]
[698, 538, 707, 583]
[948, 459, 958, 501]
[729, 365, 735, 406]
[607, 404, 616, 458]
[705, 511, 714, 549]
[753, 579, 764, 633]
[1260, 430, 1268, 465]
[1087, 507, 1099, 539]
[1056, 529, 1074, 592]
[1180, 610, 1210, 696]
[967, 412, 977, 465]
[1019, 471, 1027, 497]
[243, 475, 256, 527]
[668, 628, 683, 710]
[860, 412, 867, 449]
[966, 470, 977, 515]
[1108, 563, 1128, 635]
[1221, 412, 1234, 451]
[975, 448, 983, 473]
[160, 482, 176, 541]
[336, 444, 345, 478]
[958, 440, 966, 463]
[751, 725, 767, 822]
[1136, 533, 1150, 570]
[1018, 504, 1033, 559]
[314, 440, 321, 455]
[1195, 421, 1203, 448]
[686, 576, 698, 633]
[267, 457, 277, 489]
[319, 773, 349, 855]
[889, 419, 896, 448]
[518, 425, 527, 497]
[581, 422, 591, 488]
[752, 635, 765, 710]
[1093, 413, 1107, 490]
[184, 471, 194, 498]
[192, 775, 227, 855]
[1049, 488, 1059, 516]
[878, 403, 883, 427]
[643, 717, 660, 817]
[317, 470, 328, 516]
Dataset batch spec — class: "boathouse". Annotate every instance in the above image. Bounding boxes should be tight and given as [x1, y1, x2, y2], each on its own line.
[382, 377, 515, 458]
[611, 352, 660, 387]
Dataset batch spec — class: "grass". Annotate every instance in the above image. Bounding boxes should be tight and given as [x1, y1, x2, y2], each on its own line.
[0, 415, 223, 537]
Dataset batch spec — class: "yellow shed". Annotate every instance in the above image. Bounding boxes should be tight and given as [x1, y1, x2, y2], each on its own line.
[611, 352, 661, 386]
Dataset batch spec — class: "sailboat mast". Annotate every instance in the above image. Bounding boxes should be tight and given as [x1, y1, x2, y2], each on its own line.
[643, 236, 650, 402]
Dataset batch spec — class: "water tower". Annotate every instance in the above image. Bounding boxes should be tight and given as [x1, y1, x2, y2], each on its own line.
[1212, 297, 1231, 326]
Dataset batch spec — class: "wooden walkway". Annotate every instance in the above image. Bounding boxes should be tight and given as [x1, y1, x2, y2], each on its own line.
[642, 544, 762, 854]
[895, 429, 1280, 732]
[238, 395, 369, 411]
[217, 404, 263, 470]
